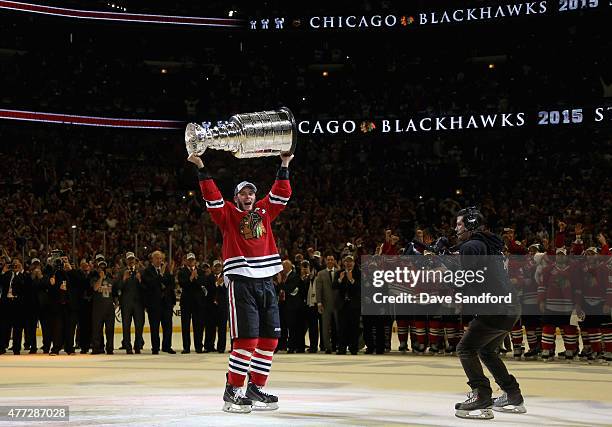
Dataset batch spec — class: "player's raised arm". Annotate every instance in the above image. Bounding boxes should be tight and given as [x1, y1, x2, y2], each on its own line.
[188, 153, 228, 228]
[256, 153, 294, 221]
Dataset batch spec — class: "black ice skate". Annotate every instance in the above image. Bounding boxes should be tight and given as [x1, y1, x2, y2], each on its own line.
[455, 390, 494, 420]
[493, 391, 527, 414]
[222, 383, 252, 413]
[398, 343, 408, 352]
[513, 346, 523, 360]
[245, 381, 279, 410]
[540, 349, 553, 362]
[523, 347, 539, 360]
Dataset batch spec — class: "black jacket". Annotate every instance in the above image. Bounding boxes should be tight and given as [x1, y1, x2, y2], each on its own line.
[458, 231, 519, 326]
[281, 269, 307, 310]
[0, 270, 25, 304]
[333, 267, 361, 310]
[115, 268, 144, 306]
[44, 267, 80, 309]
[142, 265, 175, 308]
[178, 266, 207, 308]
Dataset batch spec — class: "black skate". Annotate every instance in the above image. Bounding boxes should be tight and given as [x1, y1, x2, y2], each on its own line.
[541, 349, 553, 362]
[578, 348, 592, 361]
[426, 344, 439, 356]
[245, 381, 279, 411]
[398, 343, 408, 353]
[445, 344, 456, 355]
[222, 383, 252, 413]
[455, 390, 494, 420]
[493, 391, 527, 414]
[603, 352, 612, 366]
[414, 343, 425, 355]
[523, 347, 539, 360]
[513, 346, 523, 360]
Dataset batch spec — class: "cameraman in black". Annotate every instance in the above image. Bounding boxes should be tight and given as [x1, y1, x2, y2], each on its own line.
[451, 207, 524, 420]
[45, 251, 78, 356]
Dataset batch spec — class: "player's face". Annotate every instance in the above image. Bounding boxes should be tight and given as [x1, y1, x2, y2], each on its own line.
[455, 217, 469, 242]
[235, 188, 256, 211]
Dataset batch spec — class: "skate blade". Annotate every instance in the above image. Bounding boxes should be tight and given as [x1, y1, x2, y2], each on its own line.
[493, 404, 526, 414]
[455, 408, 494, 420]
[251, 401, 279, 411]
[222, 402, 252, 414]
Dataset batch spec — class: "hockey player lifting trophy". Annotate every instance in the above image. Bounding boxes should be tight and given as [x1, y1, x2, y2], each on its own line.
[186, 107, 296, 413]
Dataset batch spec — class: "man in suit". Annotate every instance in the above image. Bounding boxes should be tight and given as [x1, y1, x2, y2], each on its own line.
[46, 253, 78, 356]
[315, 254, 340, 354]
[142, 251, 176, 354]
[116, 252, 145, 354]
[24, 259, 43, 354]
[178, 252, 208, 353]
[333, 255, 361, 355]
[281, 260, 308, 353]
[0, 258, 26, 354]
[212, 260, 228, 353]
[73, 259, 94, 354]
[202, 262, 217, 352]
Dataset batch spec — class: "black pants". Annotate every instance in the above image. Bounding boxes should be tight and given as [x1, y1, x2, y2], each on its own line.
[337, 304, 361, 353]
[204, 304, 217, 351]
[0, 300, 24, 352]
[277, 302, 287, 351]
[216, 304, 228, 352]
[92, 302, 115, 353]
[285, 304, 305, 352]
[457, 316, 521, 399]
[147, 303, 173, 351]
[363, 315, 386, 353]
[78, 300, 93, 351]
[39, 305, 52, 352]
[306, 306, 320, 351]
[181, 302, 204, 351]
[122, 302, 145, 351]
[50, 304, 77, 353]
[23, 305, 38, 351]
[161, 304, 174, 350]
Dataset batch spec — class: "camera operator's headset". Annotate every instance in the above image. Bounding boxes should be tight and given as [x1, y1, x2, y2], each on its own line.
[463, 206, 483, 231]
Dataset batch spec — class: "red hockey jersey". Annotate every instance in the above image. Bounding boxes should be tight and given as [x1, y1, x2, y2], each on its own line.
[538, 263, 576, 313]
[199, 174, 291, 279]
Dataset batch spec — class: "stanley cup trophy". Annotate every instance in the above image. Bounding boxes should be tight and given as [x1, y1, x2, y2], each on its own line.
[185, 107, 297, 159]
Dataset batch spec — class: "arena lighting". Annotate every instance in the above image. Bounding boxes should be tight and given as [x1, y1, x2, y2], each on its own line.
[322, 71, 329, 77]
[71, 225, 76, 229]
[161, 68, 167, 74]
[488, 63, 495, 69]
[455, 189, 463, 195]
[0, 1, 244, 27]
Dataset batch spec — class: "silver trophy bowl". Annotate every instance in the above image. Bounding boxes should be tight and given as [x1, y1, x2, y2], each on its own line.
[185, 107, 297, 159]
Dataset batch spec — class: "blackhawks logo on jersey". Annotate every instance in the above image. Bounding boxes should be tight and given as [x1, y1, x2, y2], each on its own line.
[240, 211, 266, 240]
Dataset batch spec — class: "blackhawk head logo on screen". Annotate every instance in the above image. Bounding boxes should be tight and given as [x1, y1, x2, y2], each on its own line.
[240, 211, 266, 240]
